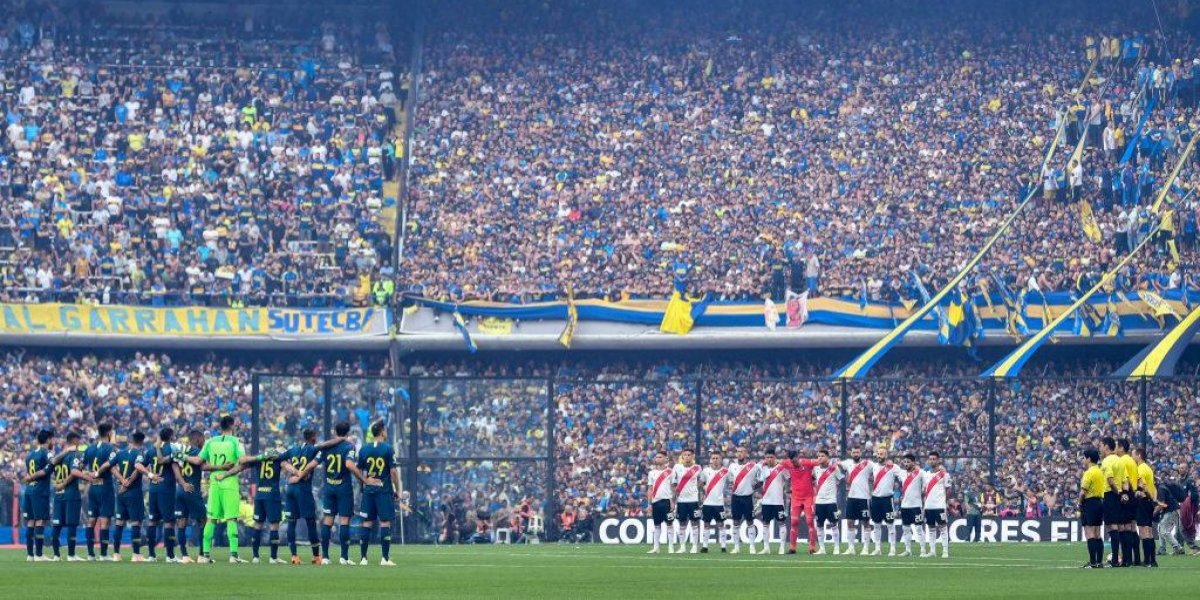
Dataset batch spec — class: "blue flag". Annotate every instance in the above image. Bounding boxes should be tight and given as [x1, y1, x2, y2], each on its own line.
[990, 272, 1029, 337]
[1101, 296, 1123, 339]
[911, 273, 949, 342]
[452, 310, 478, 354]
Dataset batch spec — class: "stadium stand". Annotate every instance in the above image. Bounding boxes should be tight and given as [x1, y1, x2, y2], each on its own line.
[0, 1, 405, 307]
[4, 0, 1200, 551]
[0, 0, 1196, 309]
[403, 0, 1200, 304]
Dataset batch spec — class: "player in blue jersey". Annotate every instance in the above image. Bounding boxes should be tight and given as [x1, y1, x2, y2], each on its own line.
[356, 421, 401, 566]
[142, 427, 183, 562]
[173, 429, 206, 563]
[82, 423, 118, 560]
[49, 431, 96, 561]
[221, 445, 295, 564]
[21, 428, 55, 561]
[111, 431, 151, 562]
[284, 429, 328, 564]
[317, 422, 380, 565]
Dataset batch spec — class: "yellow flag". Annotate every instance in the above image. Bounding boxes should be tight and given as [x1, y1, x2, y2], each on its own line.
[659, 291, 696, 335]
[558, 289, 578, 348]
[1078, 200, 1102, 243]
[1140, 290, 1179, 328]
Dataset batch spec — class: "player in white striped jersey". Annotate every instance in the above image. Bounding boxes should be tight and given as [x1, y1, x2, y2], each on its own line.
[755, 448, 790, 555]
[896, 453, 927, 557]
[726, 446, 758, 554]
[922, 452, 952, 558]
[646, 451, 675, 554]
[812, 449, 843, 555]
[838, 447, 873, 554]
[699, 451, 729, 553]
[868, 447, 905, 556]
[671, 449, 702, 554]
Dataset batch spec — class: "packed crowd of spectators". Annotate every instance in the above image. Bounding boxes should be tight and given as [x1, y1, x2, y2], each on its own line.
[0, 1, 405, 308]
[418, 379, 548, 458]
[403, 0, 1199, 306]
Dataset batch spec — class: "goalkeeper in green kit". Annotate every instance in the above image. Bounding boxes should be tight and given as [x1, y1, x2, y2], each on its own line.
[186, 415, 246, 564]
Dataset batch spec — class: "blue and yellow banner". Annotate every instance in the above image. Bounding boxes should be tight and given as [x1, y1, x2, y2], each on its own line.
[1113, 303, 1200, 379]
[0, 303, 388, 339]
[412, 290, 1194, 334]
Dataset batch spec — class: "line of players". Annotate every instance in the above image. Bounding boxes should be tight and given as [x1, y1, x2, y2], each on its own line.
[1078, 437, 1162, 568]
[646, 445, 952, 557]
[19, 419, 402, 566]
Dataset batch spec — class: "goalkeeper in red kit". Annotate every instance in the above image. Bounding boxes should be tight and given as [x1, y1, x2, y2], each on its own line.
[783, 449, 819, 554]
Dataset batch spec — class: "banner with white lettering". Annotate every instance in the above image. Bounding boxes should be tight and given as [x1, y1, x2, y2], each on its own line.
[0, 303, 388, 340]
[594, 517, 1084, 544]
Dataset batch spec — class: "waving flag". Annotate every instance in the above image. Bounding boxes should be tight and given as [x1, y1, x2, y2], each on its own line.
[764, 298, 780, 331]
[1072, 298, 1103, 337]
[1140, 290, 1179, 329]
[1101, 296, 1123, 338]
[911, 273, 948, 339]
[659, 291, 695, 335]
[1078, 200, 1103, 243]
[990, 272, 1029, 338]
[660, 291, 710, 335]
[785, 289, 808, 328]
[943, 289, 979, 348]
[558, 287, 579, 349]
[452, 310, 478, 354]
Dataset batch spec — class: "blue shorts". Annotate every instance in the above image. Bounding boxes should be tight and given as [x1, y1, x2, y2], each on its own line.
[87, 485, 115, 520]
[285, 486, 317, 521]
[321, 485, 354, 518]
[358, 492, 396, 523]
[147, 490, 176, 522]
[254, 495, 283, 524]
[116, 492, 145, 523]
[22, 492, 50, 521]
[174, 491, 205, 521]
[53, 496, 82, 527]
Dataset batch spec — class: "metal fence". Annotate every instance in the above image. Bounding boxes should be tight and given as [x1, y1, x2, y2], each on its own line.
[251, 374, 1199, 542]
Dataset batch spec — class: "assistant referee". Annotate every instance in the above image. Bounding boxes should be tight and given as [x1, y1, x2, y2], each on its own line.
[1079, 448, 1106, 568]
[1100, 437, 1128, 567]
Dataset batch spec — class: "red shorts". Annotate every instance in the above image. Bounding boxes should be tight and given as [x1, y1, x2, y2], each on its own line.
[788, 496, 817, 550]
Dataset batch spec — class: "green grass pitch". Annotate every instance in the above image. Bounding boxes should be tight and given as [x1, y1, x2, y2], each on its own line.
[0, 544, 1196, 599]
